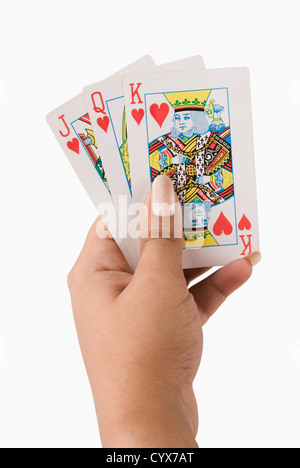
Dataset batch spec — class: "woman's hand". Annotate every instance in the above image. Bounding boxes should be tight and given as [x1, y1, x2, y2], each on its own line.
[68, 175, 261, 448]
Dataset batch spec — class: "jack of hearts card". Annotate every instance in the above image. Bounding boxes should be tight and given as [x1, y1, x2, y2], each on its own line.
[46, 94, 133, 268]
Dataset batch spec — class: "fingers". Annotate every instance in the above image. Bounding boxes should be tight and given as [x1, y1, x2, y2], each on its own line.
[184, 267, 212, 286]
[189, 252, 261, 325]
[137, 175, 184, 280]
[74, 217, 132, 274]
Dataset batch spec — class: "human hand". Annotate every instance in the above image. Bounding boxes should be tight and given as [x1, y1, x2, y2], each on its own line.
[68, 175, 261, 448]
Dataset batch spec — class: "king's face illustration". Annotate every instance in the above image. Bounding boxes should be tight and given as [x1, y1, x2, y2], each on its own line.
[174, 111, 194, 135]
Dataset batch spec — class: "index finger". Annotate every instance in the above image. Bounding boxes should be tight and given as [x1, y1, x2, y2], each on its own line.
[76, 217, 133, 274]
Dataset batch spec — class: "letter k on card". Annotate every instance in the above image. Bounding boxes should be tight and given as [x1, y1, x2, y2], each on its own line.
[130, 82, 145, 125]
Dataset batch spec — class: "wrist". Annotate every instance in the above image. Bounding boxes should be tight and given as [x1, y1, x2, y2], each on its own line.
[92, 378, 197, 448]
[101, 401, 198, 448]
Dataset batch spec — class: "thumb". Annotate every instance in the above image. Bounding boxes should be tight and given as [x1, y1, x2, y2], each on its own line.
[136, 175, 184, 280]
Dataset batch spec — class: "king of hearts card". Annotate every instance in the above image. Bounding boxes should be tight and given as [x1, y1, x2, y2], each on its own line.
[124, 67, 259, 268]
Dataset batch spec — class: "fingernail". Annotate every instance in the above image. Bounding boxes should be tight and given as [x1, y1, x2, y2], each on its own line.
[152, 175, 176, 217]
[96, 217, 112, 239]
[244, 251, 262, 267]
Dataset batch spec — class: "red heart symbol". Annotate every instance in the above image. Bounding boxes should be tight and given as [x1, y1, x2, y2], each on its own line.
[131, 108, 144, 125]
[67, 138, 80, 154]
[238, 214, 251, 231]
[150, 103, 169, 128]
[97, 116, 110, 133]
[213, 211, 233, 236]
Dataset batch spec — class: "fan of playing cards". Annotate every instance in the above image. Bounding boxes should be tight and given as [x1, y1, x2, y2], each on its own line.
[47, 55, 259, 270]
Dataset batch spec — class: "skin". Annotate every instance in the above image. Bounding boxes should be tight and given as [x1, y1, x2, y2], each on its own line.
[68, 177, 257, 448]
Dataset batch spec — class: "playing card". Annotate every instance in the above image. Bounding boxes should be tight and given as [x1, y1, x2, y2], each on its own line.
[125, 56, 206, 204]
[46, 93, 133, 267]
[83, 55, 156, 200]
[84, 56, 205, 202]
[124, 67, 259, 268]
[83, 56, 205, 268]
[156, 55, 205, 72]
[82, 56, 156, 267]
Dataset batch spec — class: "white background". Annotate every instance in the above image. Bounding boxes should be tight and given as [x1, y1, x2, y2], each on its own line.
[0, 0, 299, 448]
